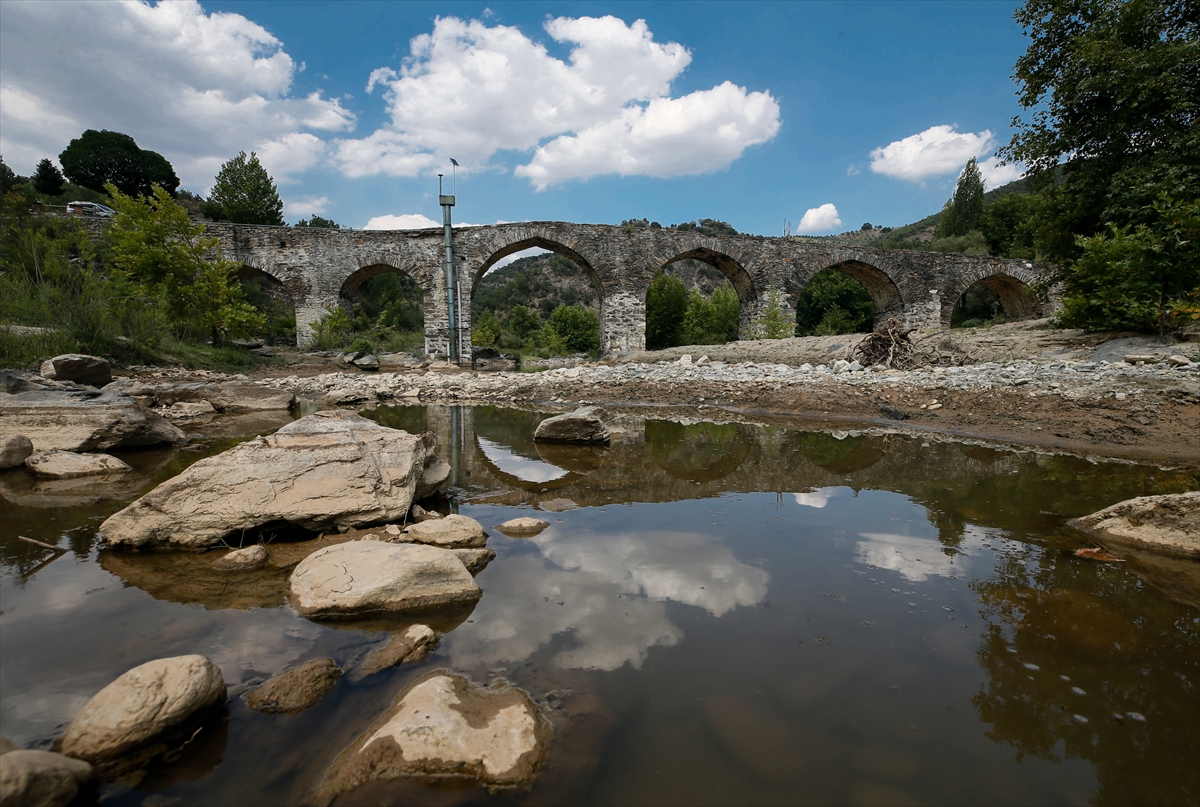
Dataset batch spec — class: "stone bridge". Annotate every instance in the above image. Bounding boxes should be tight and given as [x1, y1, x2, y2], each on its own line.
[208, 221, 1057, 356]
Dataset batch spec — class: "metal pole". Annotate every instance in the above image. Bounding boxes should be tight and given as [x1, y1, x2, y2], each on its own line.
[438, 174, 457, 364]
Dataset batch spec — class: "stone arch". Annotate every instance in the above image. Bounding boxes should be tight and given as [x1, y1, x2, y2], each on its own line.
[658, 247, 756, 303]
[234, 263, 300, 344]
[948, 271, 1044, 324]
[339, 262, 433, 349]
[469, 237, 604, 300]
[793, 259, 905, 329]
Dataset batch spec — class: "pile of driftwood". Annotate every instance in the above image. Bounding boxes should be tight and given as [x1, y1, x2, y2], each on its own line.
[853, 320, 972, 369]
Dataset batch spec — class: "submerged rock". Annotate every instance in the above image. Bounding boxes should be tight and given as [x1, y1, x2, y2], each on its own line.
[539, 498, 578, 513]
[99, 410, 450, 550]
[314, 672, 550, 801]
[289, 541, 481, 617]
[450, 547, 496, 575]
[246, 658, 341, 714]
[0, 388, 186, 452]
[1069, 491, 1200, 558]
[212, 544, 269, 571]
[0, 435, 33, 469]
[55, 655, 226, 764]
[402, 514, 488, 548]
[497, 517, 550, 537]
[24, 450, 131, 478]
[0, 749, 92, 807]
[533, 406, 611, 444]
[39, 354, 111, 387]
[357, 624, 439, 676]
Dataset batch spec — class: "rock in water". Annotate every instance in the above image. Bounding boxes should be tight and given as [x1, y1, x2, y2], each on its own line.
[1069, 492, 1200, 558]
[99, 411, 450, 550]
[357, 625, 439, 675]
[289, 542, 481, 617]
[212, 545, 269, 571]
[0, 435, 33, 469]
[0, 388, 185, 452]
[24, 450, 131, 478]
[497, 517, 550, 537]
[246, 658, 341, 714]
[533, 406, 611, 444]
[450, 548, 496, 575]
[314, 672, 549, 801]
[402, 514, 488, 548]
[0, 750, 92, 807]
[54, 655, 226, 764]
[39, 354, 111, 387]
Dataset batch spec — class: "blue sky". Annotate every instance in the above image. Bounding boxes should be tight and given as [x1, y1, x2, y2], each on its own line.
[0, 0, 1031, 235]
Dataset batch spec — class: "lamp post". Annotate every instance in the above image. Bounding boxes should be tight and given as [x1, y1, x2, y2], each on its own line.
[438, 173, 458, 364]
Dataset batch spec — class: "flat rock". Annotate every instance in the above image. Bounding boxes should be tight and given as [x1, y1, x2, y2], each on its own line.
[152, 381, 295, 413]
[357, 625, 439, 676]
[450, 547, 496, 575]
[0, 435, 33, 469]
[246, 658, 341, 714]
[24, 450, 130, 478]
[314, 672, 550, 801]
[162, 400, 216, 421]
[496, 517, 549, 537]
[289, 541, 481, 617]
[55, 655, 226, 764]
[39, 354, 111, 387]
[99, 410, 449, 549]
[212, 544, 268, 571]
[0, 750, 92, 807]
[539, 498, 578, 513]
[1069, 492, 1200, 558]
[402, 514, 487, 548]
[352, 354, 380, 370]
[0, 388, 186, 452]
[533, 406, 610, 444]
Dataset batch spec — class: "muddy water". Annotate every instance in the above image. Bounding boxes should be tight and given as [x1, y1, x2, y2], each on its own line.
[1, 405, 1197, 806]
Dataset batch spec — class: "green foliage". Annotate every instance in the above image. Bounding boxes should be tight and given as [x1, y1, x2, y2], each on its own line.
[204, 152, 283, 225]
[549, 304, 600, 353]
[32, 159, 65, 196]
[667, 218, 739, 237]
[294, 215, 340, 228]
[752, 288, 792, 340]
[952, 284, 1004, 327]
[507, 305, 541, 340]
[795, 270, 874, 336]
[58, 129, 179, 196]
[980, 193, 1041, 258]
[929, 230, 990, 255]
[471, 252, 595, 322]
[472, 308, 500, 347]
[311, 305, 353, 349]
[646, 272, 687, 349]
[813, 305, 860, 336]
[354, 273, 423, 332]
[0, 156, 17, 196]
[937, 158, 986, 238]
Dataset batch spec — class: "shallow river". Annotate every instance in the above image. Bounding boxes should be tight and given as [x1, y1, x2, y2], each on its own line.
[2, 405, 1197, 806]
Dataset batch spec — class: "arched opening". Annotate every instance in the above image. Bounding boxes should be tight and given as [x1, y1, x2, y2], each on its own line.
[471, 239, 603, 359]
[952, 274, 1042, 327]
[334, 265, 426, 355]
[236, 267, 296, 345]
[795, 260, 902, 335]
[646, 249, 750, 349]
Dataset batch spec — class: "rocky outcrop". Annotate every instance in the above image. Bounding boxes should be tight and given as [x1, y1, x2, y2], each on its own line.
[314, 672, 550, 801]
[0, 388, 186, 452]
[212, 545, 268, 571]
[402, 514, 488, 548]
[0, 749, 92, 807]
[289, 541, 481, 618]
[1069, 491, 1200, 558]
[39, 354, 111, 387]
[24, 450, 131, 478]
[533, 406, 611, 444]
[246, 658, 341, 714]
[99, 411, 449, 549]
[0, 435, 33, 469]
[497, 517, 550, 537]
[105, 380, 295, 413]
[357, 624, 439, 675]
[54, 655, 226, 764]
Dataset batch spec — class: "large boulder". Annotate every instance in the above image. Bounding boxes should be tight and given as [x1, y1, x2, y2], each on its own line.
[54, 655, 226, 764]
[39, 354, 111, 387]
[314, 672, 550, 802]
[246, 658, 341, 714]
[1069, 492, 1200, 558]
[533, 406, 610, 444]
[289, 541, 481, 617]
[402, 514, 488, 548]
[24, 450, 130, 478]
[0, 750, 92, 807]
[0, 388, 185, 452]
[0, 435, 33, 469]
[99, 411, 450, 550]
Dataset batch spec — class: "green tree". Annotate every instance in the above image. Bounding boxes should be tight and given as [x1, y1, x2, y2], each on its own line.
[0, 156, 17, 195]
[204, 152, 284, 225]
[549, 304, 600, 353]
[472, 308, 500, 347]
[937, 158, 986, 238]
[682, 286, 740, 345]
[106, 183, 263, 345]
[981, 193, 1042, 258]
[752, 288, 792, 339]
[31, 159, 65, 196]
[295, 215, 340, 228]
[59, 130, 179, 196]
[646, 272, 687, 349]
[506, 305, 541, 340]
[795, 270, 874, 335]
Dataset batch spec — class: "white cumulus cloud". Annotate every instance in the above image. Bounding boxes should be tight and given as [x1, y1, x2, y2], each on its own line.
[336, 15, 780, 188]
[797, 203, 843, 234]
[284, 195, 330, 218]
[363, 213, 442, 230]
[869, 125, 995, 182]
[0, 0, 353, 189]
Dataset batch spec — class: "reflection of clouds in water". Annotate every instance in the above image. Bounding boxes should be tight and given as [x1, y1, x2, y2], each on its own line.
[448, 529, 767, 672]
[791, 487, 838, 509]
[202, 611, 322, 680]
[856, 532, 966, 582]
[477, 436, 567, 483]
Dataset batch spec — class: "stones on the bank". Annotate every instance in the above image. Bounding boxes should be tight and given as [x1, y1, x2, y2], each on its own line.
[162, 401, 217, 421]
[108, 380, 296, 413]
[315, 672, 550, 801]
[39, 354, 111, 387]
[533, 406, 610, 445]
[212, 545, 268, 571]
[352, 354, 380, 370]
[450, 548, 496, 575]
[410, 503, 442, 521]
[1167, 354, 1193, 367]
[402, 514, 487, 548]
[497, 517, 550, 537]
[1124, 354, 1161, 364]
[289, 541, 481, 617]
[539, 498, 578, 513]
[0, 388, 186, 452]
[0, 749, 92, 807]
[1069, 492, 1200, 558]
[99, 411, 449, 550]
[0, 435, 33, 469]
[246, 658, 341, 714]
[54, 655, 226, 764]
[357, 624, 438, 675]
[24, 450, 130, 478]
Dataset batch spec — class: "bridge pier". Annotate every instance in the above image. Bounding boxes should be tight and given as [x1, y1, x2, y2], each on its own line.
[601, 290, 645, 354]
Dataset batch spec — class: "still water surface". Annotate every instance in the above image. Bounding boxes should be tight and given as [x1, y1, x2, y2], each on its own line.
[1, 405, 1197, 806]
